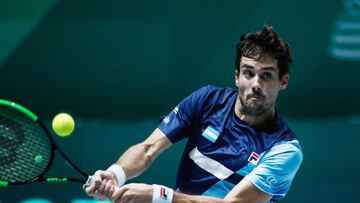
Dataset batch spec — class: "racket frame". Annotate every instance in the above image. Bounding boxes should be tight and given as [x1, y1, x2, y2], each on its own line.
[0, 100, 90, 186]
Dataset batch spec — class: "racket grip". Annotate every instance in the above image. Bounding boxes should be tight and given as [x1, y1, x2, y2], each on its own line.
[84, 175, 93, 187]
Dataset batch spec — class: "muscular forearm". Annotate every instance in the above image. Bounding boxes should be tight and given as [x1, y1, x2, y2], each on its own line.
[174, 192, 231, 203]
[114, 128, 172, 180]
[115, 142, 157, 179]
[84, 137, 169, 200]
[173, 192, 270, 203]
[173, 179, 271, 203]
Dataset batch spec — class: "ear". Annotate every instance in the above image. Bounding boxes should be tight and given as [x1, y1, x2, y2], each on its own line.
[279, 74, 289, 90]
[235, 69, 240, 86]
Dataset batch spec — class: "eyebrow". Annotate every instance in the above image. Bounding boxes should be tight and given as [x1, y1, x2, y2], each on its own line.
[242, 64, 277, 72]
[262, 67, 277, 72]
[242, 64, 254, 69]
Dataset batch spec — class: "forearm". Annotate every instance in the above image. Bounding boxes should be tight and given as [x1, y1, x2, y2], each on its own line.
[173, 192, 233, 203]
[114, 128, 172, 180]
[84, 134, 170, 200]
[172, 179, 271, 203]
[115, 142, 157, 179]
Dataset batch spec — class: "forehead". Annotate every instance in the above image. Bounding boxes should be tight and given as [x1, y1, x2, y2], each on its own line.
[240, 55, 278, 71]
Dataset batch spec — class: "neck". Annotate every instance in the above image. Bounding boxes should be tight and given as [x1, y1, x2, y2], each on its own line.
[234, 99, 276, 128]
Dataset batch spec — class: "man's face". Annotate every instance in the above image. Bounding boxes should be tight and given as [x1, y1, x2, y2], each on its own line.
[235, 55, 288, 116]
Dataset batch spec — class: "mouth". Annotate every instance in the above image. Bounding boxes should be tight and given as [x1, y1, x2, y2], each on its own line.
[248, 95, 265, 101]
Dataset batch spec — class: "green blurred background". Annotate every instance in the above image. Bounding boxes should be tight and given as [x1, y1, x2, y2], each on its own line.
[0, 0, 359, 202]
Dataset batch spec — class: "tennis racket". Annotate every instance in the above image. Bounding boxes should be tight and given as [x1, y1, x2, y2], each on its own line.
[0, 99, 92, 187]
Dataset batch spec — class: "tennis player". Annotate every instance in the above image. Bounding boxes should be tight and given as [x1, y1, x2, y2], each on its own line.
[84, 25, 303, 203]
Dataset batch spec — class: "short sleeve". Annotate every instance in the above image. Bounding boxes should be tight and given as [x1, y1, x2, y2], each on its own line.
[243, 140, 303, 200]
[157, 86, 210, 143]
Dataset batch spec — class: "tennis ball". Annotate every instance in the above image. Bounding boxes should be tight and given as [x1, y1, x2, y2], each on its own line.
[52, 113, 75, 137]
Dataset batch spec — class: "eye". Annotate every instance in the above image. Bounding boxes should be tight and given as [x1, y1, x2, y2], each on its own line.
[262, 72, 273, 80]
[243, 70, 254, 78]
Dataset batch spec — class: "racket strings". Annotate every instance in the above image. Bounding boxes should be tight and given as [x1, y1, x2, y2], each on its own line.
[0, 106, 52, 183]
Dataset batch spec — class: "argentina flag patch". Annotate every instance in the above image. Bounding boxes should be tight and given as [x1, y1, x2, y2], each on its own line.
[202, 126, 220, 143]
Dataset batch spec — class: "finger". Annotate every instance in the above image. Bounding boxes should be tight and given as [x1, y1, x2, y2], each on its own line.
[94, 189, 107, 200]
[84, 182, 97, 195]
[101, 170, 117, 181]
[103, 179, 114, 197]
[109, 184, 116, 197]
[110, 185, 127, 201]
[83, 176, 98, 194]
[83, 170, 117, 197]
[106, 181, 117, 197]
[97, 180, 106, 192]
[94, 172, 109, 191]
[86, 170, 105, 193]
[85, 178, 103, 195]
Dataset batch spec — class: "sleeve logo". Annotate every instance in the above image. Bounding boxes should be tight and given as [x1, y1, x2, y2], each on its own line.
[265, 175, 278, 186]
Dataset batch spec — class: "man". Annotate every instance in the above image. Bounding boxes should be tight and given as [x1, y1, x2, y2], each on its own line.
[84, 25, 303, 203]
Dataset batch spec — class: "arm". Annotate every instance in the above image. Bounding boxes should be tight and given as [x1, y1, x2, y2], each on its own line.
[110, 179, 271, 203]
[175, 180, 271, 203]
[225, 179, 272, 203]
[109, 141, 303, 203]
[85, 86, 211, 199]
[84, 128, 172, 198]
[116, 128, 172, 179]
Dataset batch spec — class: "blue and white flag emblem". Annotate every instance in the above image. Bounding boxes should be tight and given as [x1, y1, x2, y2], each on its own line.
[202, 126, 220, 143]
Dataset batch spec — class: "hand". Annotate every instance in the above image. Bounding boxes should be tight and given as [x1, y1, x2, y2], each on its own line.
[83, 170, 118, 200]
[110, 183, 153, 203]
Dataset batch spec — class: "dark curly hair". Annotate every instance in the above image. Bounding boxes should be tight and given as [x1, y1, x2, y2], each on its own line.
[235, 25, 292, 78]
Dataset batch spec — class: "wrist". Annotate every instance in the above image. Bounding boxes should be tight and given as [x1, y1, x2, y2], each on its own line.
[152, 184, 173, 203]
[106, 164, 126, 186]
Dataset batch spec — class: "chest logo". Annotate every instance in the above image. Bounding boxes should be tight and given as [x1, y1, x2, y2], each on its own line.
[202, 126, 220, 143]
[247, 151, 260, 166]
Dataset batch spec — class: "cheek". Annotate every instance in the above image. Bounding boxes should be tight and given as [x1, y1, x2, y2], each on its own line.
[268, 92, 278, 101]
[238, 84, 249, 96]
[264, 85, 280, 99]
[238, 78, 251, 93]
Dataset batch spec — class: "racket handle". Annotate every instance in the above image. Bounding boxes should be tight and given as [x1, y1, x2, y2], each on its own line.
[84, 175, 93, 187]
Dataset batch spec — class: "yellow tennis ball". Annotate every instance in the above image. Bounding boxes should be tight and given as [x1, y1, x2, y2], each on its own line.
[52, 113, 75, 137]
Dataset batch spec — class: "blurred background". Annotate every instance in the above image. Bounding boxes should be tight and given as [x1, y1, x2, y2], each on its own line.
[0, 0, 359, 202]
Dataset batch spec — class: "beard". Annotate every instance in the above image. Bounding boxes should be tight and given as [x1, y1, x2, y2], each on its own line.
[239, 96, 273, 116]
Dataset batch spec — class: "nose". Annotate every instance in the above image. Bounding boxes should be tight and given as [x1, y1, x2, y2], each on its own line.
[251, 76, 262, 93]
